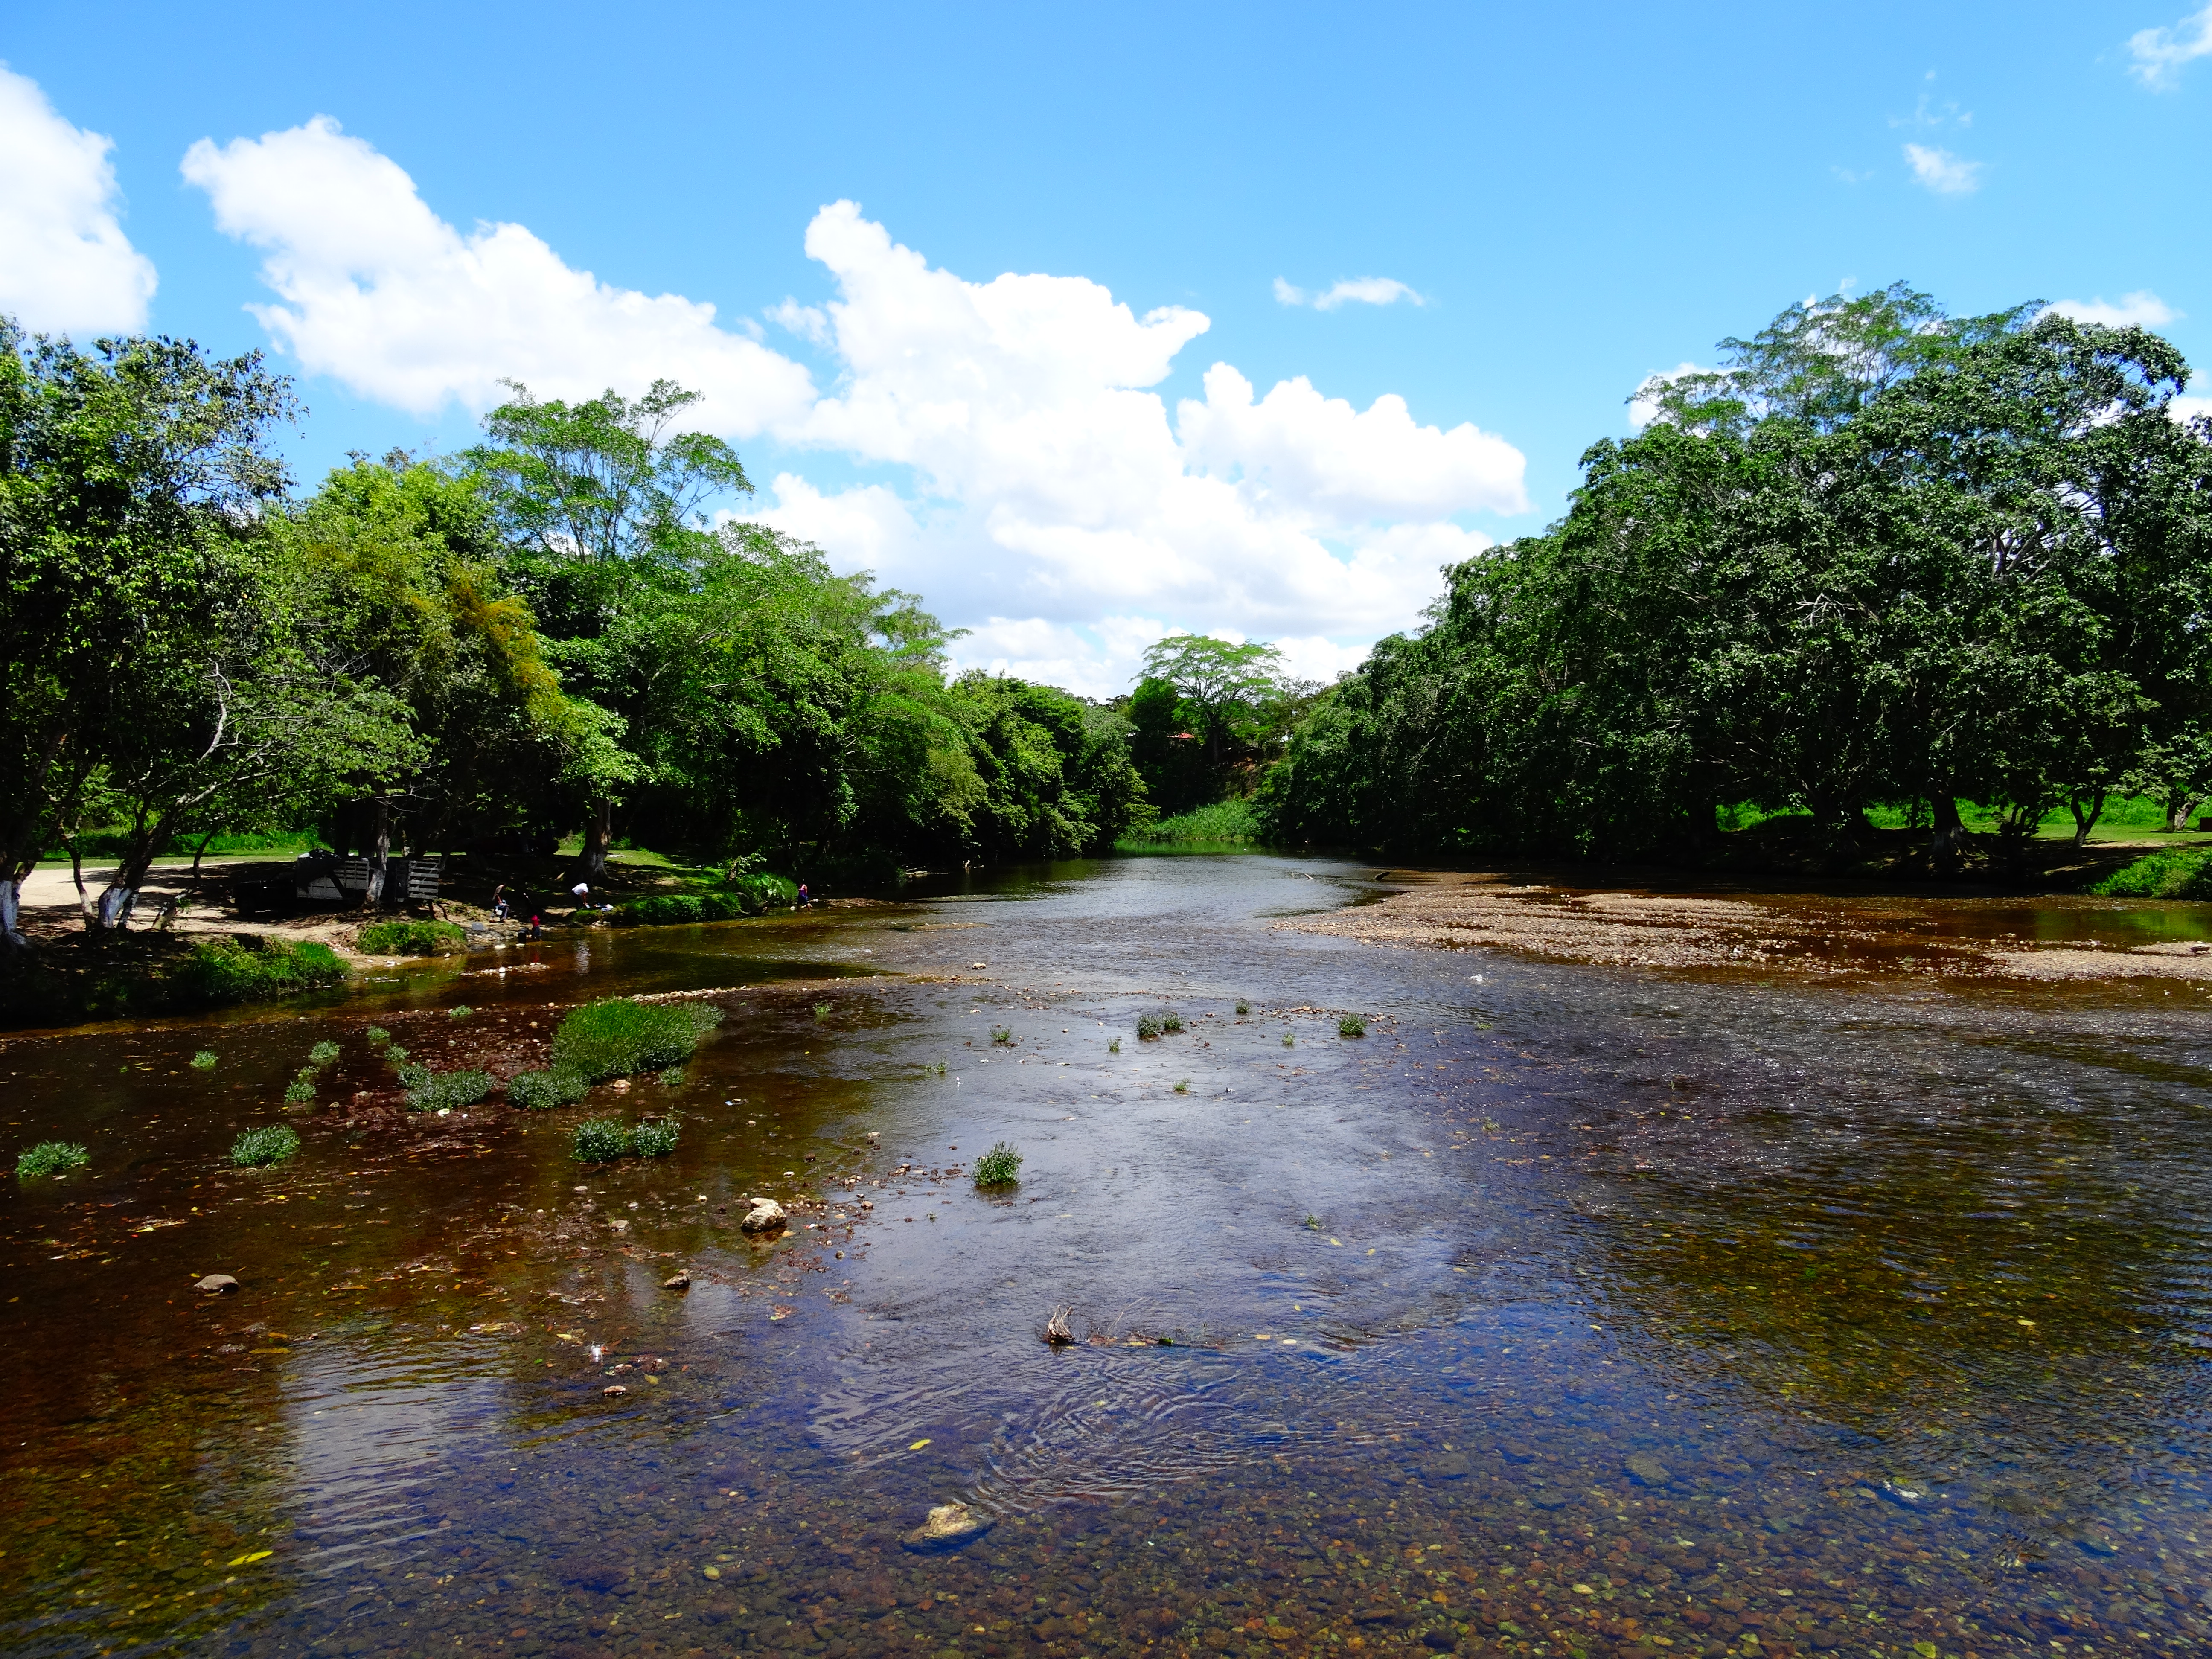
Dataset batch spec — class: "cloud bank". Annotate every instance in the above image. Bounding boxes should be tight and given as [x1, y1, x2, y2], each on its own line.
[2130, 5, 2212, 90]
[0, 64, 157, 335]
[2044, 290, 2180, 329]
[187, 121, 1526, 696]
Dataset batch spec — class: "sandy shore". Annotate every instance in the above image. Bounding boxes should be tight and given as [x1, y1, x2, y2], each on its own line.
[1279, 871, 2212, 983]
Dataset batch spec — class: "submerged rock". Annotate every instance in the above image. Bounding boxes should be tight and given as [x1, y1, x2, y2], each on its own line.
[902, 1499, 992, 1552]
[663, 1269, 691, 1290]
[739, 1197, 787, 1235]
[1625, 1452, 1671, 1486]
[193, 1274, 239, 1295]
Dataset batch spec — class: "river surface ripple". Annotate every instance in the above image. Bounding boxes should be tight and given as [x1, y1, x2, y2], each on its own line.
[3, 855, 2210, 1659]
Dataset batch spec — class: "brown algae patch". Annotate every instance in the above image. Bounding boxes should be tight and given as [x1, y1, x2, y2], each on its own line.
[1282, 871, 2212, 982]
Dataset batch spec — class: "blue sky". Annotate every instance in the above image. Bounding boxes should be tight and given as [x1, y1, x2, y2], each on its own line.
[6, 1, 2209, 692]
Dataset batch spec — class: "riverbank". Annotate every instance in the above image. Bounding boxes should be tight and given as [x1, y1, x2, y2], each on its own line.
[1282, 867, 2212, 983]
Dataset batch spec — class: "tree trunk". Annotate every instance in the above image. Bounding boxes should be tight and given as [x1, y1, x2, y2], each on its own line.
[365, 798, 391, 907]
[93, 822, 166, 931]
[583, 798, 612, 879]
[2066, 789, 2106, 849]
[190, 828, 218, 889]
[2172, 792, 2209, 835]
[1928, 791, 1965, 879]
[66, 833, 92, 926]
[0, 869, 26, 953]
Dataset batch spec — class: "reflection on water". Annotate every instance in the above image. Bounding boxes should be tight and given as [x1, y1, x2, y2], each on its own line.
[3, 856, 2210, 1656]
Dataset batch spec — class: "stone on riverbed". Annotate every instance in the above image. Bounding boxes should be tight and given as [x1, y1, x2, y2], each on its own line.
[902, 1499, 992, 1552]
[663, 1268, 690, 1289]
[193, 1274, 238, 1295]
[739, 1197, 787, 1235]
[1624, 1451, 1671, 1486]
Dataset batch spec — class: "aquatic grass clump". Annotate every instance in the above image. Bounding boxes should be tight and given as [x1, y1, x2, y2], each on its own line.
[972, 1141, 1023, 1188]
[571, 1118, 632, 1163]
[990, 1025, 1014, 1045]
[230, 1124, 300, 1167]
[1281, 1031, 1295, 1048]
[383, 1044, 409, 1066]
[283, 1068, 319, 1105]
[365, 1027, 390, 1045]
[448, 1005, 473, 1019]
[405, 1069, 493, 1114]
[17, 1141, 88, 1180]
[506, 1068, 590, 1111]
[552, 997, 723, 1082]
[1135, 1014, 1161, 1040]
[356, 919, 467, 956]
[1234, 1000, 1250, 1016]
[308, 1040, 340, 1065]
[1161, 1010, 1184, 1034]
[190, 1049, 218, 1070]
[1173, 1079, 1190, 1094]
[658, 1064, 686, 1087]
[813, 1002, 832, 1020]
[1338, 1013, 1368, 1038]
[630, 1118, 680, 1158]
[1108, 1036, 1121, 1054]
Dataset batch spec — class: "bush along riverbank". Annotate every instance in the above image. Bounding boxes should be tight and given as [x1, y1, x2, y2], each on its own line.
[0, 933, 349, 1029]
[612, 873, 798, 926]
[2092, 845, 2212, 899]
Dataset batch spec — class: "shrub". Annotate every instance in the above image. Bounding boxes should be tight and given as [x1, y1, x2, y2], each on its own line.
[572, 1118, 632, 1163]
[631, 1118, 680, 1158]
[1338, 1013, 1368, 1038]
[231, 1124, 300, 1167]
[2090, 847, 2212, 899]
[176, 937, 348, 1005]
[406, 1069, 493, 1113]
[364, 1027, 390, 1045]
[308, 1041, 340, 1065]
[284, 1070, 318, 1105]
[190, 1050, 218, 1070]
[384, 1044, 409, 1066]
[990, 1025, 1013, 1045]
[553, 998, 724, 1081]
[972, 1141, 1022, 1187]
[356, 919, 468, 956]
[727, 872, 798, 912]
[1121, 799, 1261, 844]
[17, 1140, 88, 1180]
[506, 1068, 590, 1111]
[1161, 1011, 1184, 1033]
[1135, 1014, 1161, 1040]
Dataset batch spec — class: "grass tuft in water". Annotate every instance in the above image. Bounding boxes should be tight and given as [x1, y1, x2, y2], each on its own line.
[1108, 1036, 1121, 1054]
[1304, 1213, 1321, 1229]
[405, 1069, 493, 1114]
[1173, 1078, 1190, 1094]
[813, 1002, 832, 1020]
[364, 1027, 390, 1045]
[553, 997, 723, 1081]
[284, 1069, 318, 1105]
[307, 1040, 340, 1065]
[929, 1061, 947, 1077]
[631, 1118, 679, 1158]
[230, 1124, 300, 1167]
[658, 1065, 686, 1087]
[356, 919, 467, 956]
[990, 1025, 1014, 1046]
[17, 1140, 88, 1180]
[448, 1005, 473, 1019]
[972, 1141, 1023, 1188]
[1161, 1010, 1184, 1033]
[383, 1044, 409, 1065]
[1338, 1013, 1368, 1038]
[571, 1118, 631, 1163]
[1282, 1031, 1295, 1047]
[190, 1049, 218, 1070]
[1234, 1000, 1250, 1016]
[1135, 1014, 1161, 1040]
[506, 1068, 589, 1111]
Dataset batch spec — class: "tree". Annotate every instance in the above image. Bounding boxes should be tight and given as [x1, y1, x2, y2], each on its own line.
[1135, 633, 1285, 785]
[0, 321, 300, 944]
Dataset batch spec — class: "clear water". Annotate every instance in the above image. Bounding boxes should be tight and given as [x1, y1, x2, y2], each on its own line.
[3, 855, 2209, 1658]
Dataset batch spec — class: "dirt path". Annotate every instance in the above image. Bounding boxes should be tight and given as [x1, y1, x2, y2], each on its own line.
[1279, 870, 2212, 983]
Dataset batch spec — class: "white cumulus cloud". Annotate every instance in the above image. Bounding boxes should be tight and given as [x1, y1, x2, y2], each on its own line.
[180, 116, 815, 431]
[2044, 290, 2180, 328]
[1274, 275, 1426, 310]
[185, 122, 1526, 694]
[1902, 143, 1983, 196]
[0, 64, 157, 335]
[2130, 5, 2212, 89]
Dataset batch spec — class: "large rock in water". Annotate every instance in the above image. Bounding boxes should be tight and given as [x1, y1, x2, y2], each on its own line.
[193, 1274, 239, 1295]
[903, 1499, 992, 1552]
[739, 1197, 787, 1236]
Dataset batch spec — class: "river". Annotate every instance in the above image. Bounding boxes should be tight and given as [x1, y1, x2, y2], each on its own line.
[3, 853, 2209, 1658]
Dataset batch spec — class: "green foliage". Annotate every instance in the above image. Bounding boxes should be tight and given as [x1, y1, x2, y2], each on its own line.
[657, 1065, 686, 1087]
[630, 1118, 680, 1158]
[990, 1025, 1013, 1045]
[174, 937, 348, 1006]
[284, 1069, 318, 1105]
[813, 1002, 832, 1019]
[1122, 799, 1261, 845]
[506, 1068, 590, 1111]
[230, 1124, 300, 1167]
[971, 1141, 1023, 1188]
[16, 1140, 88, 1179]
[448, 1005, 472, 1019]
[726, 872, 798, 911]
[2090, 847, 2212, 898]
[1234, 1000, 1250, 1016]
[383, 1044, 409, 1065]
[1282, 1031, 1295, 1048]
[570, 1118, 632, 1163]
[1108, 1036, 1121, 1054]
[552, 997, 722, 1081]
[308, 1040, 339, 1065]
[1160, 1011, 1184, 1033]
[364, 1027, 390, 1044]
[405, 1068, 493, 1113]
[357, 919, 468, 956]
[1135, 1014, 1162, 1040]
[190, 1050, 218, 1070]
[1338, 1013, 1368, 1038]
[1173, 1078, 1190, 1094]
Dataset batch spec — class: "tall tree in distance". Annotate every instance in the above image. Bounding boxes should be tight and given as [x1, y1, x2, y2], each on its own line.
[1137, 633, 1284, 774]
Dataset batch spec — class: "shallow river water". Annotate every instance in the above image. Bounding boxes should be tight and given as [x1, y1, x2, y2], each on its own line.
[4, 855, 2211, 1659]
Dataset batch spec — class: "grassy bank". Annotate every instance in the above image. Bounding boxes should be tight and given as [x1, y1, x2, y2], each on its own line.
[1, 934, 349, 1029]
[1117, 799, 1262, 848]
